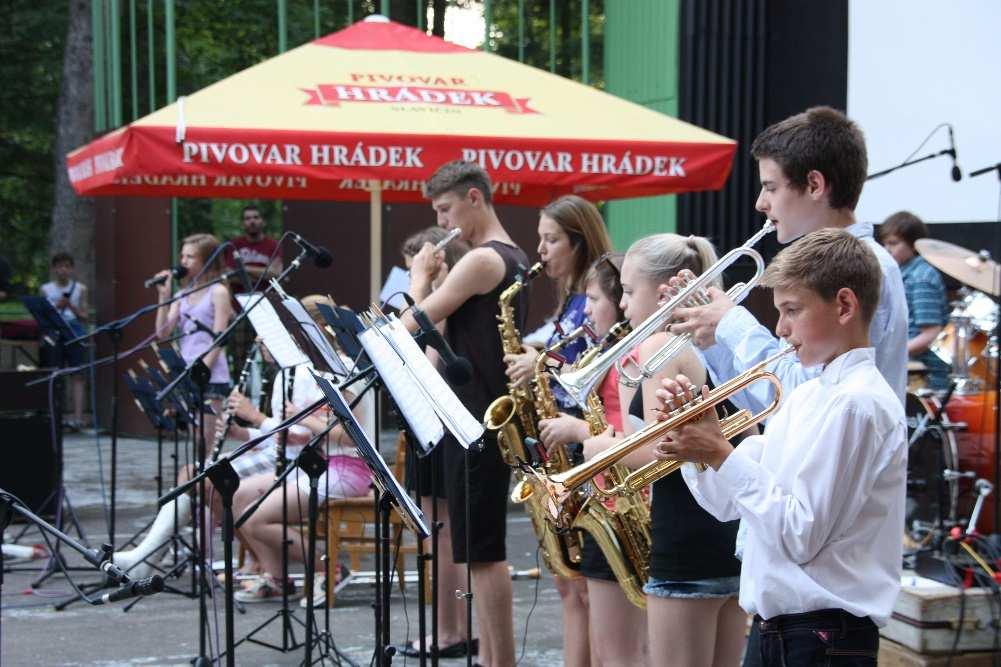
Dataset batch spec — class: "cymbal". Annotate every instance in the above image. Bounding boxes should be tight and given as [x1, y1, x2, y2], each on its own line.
[915, 238, 1001, 297]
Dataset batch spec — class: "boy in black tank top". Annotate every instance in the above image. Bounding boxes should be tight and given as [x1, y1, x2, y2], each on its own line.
[403, 161, 528, 667]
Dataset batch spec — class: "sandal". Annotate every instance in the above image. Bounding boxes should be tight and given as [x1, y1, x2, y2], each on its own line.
[234, 574, 300, 603]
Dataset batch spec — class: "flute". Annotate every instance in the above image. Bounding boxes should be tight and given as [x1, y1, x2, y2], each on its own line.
[434, 227, 461, 251]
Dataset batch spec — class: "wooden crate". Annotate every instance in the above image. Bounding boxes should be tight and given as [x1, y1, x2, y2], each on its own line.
[882, 573, 1000, 654]
[879, 637, 999, 666]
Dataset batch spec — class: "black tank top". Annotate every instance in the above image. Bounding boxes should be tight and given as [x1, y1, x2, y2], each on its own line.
[444, 240, 530, 417]
[629, 381, 742, 581]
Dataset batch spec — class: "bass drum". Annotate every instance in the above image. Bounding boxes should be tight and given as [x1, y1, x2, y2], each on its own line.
[948, 391, 999, 534]
[905, 392, 959, 542]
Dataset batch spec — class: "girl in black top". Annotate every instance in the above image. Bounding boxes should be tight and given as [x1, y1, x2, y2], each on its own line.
[582, 233, 746, 667]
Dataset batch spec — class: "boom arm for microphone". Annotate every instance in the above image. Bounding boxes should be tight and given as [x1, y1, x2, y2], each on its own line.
[402, 294, 473, 386]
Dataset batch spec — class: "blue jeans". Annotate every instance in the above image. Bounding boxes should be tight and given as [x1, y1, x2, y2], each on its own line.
[643, 575, 740, 599]
[743, 609, 878, 666]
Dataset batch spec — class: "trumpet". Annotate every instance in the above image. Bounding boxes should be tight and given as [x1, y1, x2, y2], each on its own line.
[532, 347, 792, 530]
[554, 221, 775, 405]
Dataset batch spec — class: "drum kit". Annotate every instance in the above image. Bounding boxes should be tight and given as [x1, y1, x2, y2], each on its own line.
[905, 238, 1000, 546]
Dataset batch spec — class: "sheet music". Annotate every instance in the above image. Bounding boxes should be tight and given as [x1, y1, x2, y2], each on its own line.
[379, 266, 411, 310]
[358, 326, 444, 450]
[236, 293, 310, 371]
[311, 372, 430, 538]
[379, 315, 485, 448]
[280, 296, 348, 376]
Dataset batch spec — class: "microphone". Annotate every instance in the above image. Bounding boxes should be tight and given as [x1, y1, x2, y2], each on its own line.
[402, 295, 473, 386]
[144, 265, 188, 289]
[291, 233, 333, 269]
[232, 249, 254, 291]
[96, 575, 165, 605]
[947, 125, 962, 182]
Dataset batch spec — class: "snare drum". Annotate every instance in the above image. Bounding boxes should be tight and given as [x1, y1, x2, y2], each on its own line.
[905, 392, 959, 540]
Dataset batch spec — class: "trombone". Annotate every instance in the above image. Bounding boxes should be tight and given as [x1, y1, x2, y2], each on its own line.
[531, 347, 793, 530]
[554, 221, 775, 406]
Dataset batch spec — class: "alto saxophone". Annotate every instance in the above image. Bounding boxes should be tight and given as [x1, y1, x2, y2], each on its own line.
[565, 322, 653, 608]
[483, 262, 543, 469]
[510, 324, 596, 578]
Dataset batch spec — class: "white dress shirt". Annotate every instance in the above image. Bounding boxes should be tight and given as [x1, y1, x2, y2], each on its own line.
[682, 348, 907, 626]
[703, 221, 909, 410]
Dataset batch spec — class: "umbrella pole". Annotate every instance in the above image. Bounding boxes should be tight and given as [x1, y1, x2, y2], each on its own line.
[370, 182, 383, 306]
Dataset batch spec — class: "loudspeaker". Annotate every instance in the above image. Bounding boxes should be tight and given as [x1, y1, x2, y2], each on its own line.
[0, 370, 60, 517]
[0, 413, 60, 516]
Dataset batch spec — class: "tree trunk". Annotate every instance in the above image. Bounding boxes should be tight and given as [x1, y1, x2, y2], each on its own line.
[431, 0, 446, 37]
[50, 0, 95, 293]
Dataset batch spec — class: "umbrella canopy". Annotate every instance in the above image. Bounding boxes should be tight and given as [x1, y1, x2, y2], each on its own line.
[67, 16, 735, 205]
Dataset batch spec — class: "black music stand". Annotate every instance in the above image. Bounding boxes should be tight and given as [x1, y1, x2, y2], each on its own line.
[357, 309, 487, 667]
[311, 373, 431, 667]
[19, 296, 89, 585]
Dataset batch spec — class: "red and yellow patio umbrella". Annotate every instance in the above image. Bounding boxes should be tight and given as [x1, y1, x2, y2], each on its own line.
[67, 16, 735, 206]
[68, 16, 736, 297]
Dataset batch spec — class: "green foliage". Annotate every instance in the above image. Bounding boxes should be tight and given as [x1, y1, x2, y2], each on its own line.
[484, 0, 604, 87]
[0, 1, 68, 294]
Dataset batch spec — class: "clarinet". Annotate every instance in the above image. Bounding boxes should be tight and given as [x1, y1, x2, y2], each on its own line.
[210, 342, 259, 461]
[275, 367, 295, 477]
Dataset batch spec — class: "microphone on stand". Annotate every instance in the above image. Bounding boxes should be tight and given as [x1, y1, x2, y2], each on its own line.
[401, 294, 473, 386]
[144, 265, 188, 289]
[95, 575, 165, 605]
[290, 233, 333, 268]
[947, 125, 963, 182]
[232, 249, 254, 291]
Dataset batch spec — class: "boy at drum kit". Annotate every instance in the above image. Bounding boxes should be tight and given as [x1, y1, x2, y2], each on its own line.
[879, 211, 953, 392]
[655, 229, 907, 666]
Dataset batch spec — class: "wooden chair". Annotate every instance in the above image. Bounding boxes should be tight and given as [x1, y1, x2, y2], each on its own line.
[317, 433, 430, 606]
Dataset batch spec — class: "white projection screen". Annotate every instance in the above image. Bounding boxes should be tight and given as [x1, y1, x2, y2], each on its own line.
[849, 0, 1001, 225]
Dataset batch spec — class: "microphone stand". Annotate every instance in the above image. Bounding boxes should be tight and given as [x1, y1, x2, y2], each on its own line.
[159, 372, 350, 667]
[0, 489, 166, 665]
[867, 148, 956, 180]
[40, 274, 231, 613]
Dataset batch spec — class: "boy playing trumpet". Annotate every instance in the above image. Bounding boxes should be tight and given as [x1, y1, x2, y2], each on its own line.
[654, 229, 906, 666]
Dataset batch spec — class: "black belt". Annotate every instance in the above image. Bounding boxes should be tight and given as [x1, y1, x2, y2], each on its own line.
[755, 608, 875, 633]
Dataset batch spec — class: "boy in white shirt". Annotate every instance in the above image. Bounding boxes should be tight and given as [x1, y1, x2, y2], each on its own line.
[654, 228, 907, 666]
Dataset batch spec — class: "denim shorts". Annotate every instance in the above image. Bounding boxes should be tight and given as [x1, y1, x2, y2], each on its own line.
[643, 575, 740, 599]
